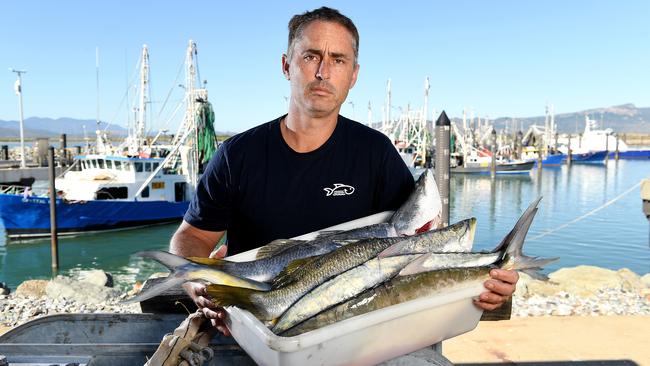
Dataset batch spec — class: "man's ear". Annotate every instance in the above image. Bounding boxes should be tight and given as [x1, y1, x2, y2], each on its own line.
[281, 54, 290, 80]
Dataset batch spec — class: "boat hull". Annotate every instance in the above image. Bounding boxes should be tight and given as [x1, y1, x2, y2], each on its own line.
[451, 160, 534, 174]
[608, 150, 650, 160]
[563, 150, 608, 164]
[527, 153, 565, 167]
[0, 193, 188, 239]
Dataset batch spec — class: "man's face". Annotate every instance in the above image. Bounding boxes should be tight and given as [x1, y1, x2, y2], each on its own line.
[283, 20, 360, 119]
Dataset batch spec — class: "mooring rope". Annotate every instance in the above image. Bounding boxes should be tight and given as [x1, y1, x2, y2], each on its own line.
[528, 180, 643, 241]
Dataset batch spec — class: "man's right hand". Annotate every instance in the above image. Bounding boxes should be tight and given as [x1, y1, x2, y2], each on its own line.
[183, 282, 231, 337]
[170, 221, 230, 335]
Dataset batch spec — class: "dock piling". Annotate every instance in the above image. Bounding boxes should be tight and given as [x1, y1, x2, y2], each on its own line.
[490, 129, 497, 178]
[434, 111, 451, 227]
[567, 135, 573, 165]
[48, 147, 59, 275]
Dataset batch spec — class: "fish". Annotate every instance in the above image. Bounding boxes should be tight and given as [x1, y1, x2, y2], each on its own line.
[125, 169, 442, 303]
[205, 217, 477, 322]
[280, 198, 558, 337]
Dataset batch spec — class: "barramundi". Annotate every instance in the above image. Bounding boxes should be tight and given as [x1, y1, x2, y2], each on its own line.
[126, 169, 443, 303]
[281, 199, 558, 336]
[205, 218, 476, 321]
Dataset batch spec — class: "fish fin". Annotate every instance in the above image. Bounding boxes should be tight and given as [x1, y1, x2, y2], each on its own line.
[376, 238, 413, 258]
[497, 201, 559, 277]
[137, 250, 192, 269]
[311, 230, 345, 239]
[520, 267, 555, 281]
[272, 256, 318, 289]
[122, 276, 186, 304]
[137, 250, 271, 291]
[186, 257, 227, 266]
[255, 239, 307, 260]
[491, 197, 542, 253]
[398, 254, 431, 276]
[206, 284, 267, 319]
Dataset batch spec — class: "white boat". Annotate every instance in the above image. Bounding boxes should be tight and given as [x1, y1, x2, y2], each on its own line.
[0, 41, 217, 239]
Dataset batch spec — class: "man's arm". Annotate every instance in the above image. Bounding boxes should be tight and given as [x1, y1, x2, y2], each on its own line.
[170, 220, 225, 257]
[170, 220, 232, 335]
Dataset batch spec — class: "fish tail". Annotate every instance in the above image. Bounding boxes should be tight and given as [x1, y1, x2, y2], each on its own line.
[122, 251, 270, 304]
[498, 199, 559, 275]
[122, 275, 185, 304]
[206, 284, 268, 319]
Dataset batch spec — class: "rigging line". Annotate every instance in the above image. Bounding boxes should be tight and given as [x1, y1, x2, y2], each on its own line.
[528, 180, 643, 241]
[104, 57, 143, 133]
[147, 58, 186, 138]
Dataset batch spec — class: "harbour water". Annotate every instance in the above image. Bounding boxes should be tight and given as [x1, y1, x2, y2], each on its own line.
[0, 160, 649, 291]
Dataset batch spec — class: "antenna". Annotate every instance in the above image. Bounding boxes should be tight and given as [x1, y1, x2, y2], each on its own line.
[10, 68, 28, 168]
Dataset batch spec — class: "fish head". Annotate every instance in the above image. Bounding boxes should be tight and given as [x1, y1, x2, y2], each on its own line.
[389, 169, 442, 236]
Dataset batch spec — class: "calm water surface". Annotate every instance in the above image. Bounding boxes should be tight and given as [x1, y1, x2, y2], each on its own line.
[1, 160, 649, 290]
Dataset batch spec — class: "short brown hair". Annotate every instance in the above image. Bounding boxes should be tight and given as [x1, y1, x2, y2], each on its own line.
[287, 7, 359, 64]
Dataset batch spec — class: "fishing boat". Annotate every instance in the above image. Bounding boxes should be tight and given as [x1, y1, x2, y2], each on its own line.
[450, 148, 534, 175]
[0, 41, 216, 240]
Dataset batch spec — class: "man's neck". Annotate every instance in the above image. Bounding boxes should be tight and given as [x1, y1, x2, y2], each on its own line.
[281, 111, 339, 153]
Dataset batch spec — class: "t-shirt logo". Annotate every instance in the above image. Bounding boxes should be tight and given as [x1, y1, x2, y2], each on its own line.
[323, 183, 355, 197]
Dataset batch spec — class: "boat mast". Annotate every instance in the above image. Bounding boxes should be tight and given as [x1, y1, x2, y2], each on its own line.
[10, 68, 27, 168]
[136, 44, 149, 153]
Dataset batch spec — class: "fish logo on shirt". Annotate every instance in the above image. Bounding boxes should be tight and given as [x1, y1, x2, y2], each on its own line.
[323, 183, 355, 197]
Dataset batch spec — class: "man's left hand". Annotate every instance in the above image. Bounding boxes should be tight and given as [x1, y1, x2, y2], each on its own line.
[473, 268, 519, 311]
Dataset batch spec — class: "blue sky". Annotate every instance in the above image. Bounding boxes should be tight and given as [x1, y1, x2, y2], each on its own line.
[1, 1, 648, 133]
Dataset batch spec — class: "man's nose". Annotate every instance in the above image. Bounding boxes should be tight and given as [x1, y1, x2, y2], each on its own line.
[316, 60, 330, 80]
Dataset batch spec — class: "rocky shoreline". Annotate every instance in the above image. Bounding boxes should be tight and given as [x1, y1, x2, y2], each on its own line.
[1, 266, 649, 331]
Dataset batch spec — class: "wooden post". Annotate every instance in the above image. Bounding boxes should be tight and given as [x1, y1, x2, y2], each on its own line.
[490, 129, 497, 178]
[567, 134, 572, 165]
[615, 134, 620, 161]
[435, 111, 451, 227]
[48, 147, 59, 275]
[537, 137, 543, 169]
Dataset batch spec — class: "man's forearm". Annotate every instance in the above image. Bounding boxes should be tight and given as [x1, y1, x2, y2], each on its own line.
[169, 221, 224, 257]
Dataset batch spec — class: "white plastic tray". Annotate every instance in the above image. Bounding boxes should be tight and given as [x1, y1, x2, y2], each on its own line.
[223, 211, 484, 366]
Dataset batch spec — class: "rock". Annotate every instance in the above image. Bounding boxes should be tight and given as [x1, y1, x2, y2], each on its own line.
[45, 277, 121, 304]
[616, 268, 645, 291]
[15, 279, 49, 298]
[641, 274, 650, 288]
[0, 282, 9, 295]
[78, 270, 113, 288]
[549, 266, 622, 297]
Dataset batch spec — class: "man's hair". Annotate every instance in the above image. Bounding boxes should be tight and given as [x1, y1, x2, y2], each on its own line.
[287, 7, 359, 64]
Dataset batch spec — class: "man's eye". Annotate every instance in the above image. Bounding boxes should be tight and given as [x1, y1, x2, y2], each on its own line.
[304, 55, 317, 61]
[334, 58, 345, 64]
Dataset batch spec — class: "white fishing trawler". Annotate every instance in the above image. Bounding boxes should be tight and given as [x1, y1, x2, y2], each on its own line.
[0, 40, 217, 239]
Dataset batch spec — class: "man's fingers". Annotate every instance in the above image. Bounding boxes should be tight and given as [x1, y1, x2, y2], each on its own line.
[473, 299, 501, 311]
[195, 295, 214, 309]
[489, 269, 519, 285]
[484, 279, 516, 297]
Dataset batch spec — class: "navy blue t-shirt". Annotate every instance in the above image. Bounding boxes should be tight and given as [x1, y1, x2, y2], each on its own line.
[184, 115, 414, 255]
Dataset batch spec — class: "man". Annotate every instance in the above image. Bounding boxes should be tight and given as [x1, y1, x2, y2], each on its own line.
[170, 6, 518, 336]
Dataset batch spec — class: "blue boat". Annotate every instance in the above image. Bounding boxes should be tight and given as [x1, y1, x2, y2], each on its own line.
[0, 41, 215, 240]
[0, 192, 188, 238]
[562, 150, 608, 164]
[607, 150, 650, 160]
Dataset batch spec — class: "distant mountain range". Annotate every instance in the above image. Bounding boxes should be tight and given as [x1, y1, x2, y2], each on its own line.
[453, 103, 650, 134]
[0, 117, 127, 139]
[0, 103, 648, 138]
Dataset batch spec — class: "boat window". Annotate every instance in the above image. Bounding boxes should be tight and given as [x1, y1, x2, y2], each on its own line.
[105, 160, 113, 169]
[141, 186, 150, 198]
[123, 162, 132, 171]
[115, 161, 122, 170]
[98, 159, 105, 169]
[135, 162, 143, 172]
[152, 162, 159, 171]
[93, 160, 99, 169]
[145, 163, 152, 172]
[95, 186, 128, 200]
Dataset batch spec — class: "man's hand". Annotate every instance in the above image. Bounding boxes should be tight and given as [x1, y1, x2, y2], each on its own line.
[473, 268, 519, 311]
